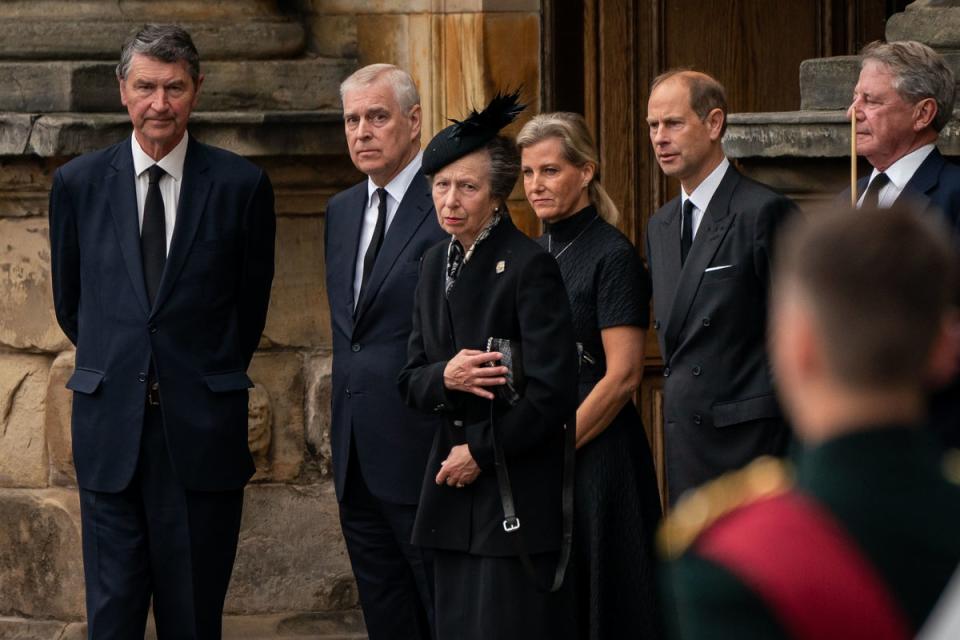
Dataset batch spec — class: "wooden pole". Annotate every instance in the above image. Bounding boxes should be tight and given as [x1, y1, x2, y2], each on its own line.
[851, 109, 858, 207]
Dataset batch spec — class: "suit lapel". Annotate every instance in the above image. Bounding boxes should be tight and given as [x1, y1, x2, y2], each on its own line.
[354, 171, 433, 324]
[151, 136, 211, 316]
[330, 185, 367, 340]
[663, 165, 739, 357]
[106, 139, 151, 316]
[655, 198, 683, 317]
[896, 147, 943, 206]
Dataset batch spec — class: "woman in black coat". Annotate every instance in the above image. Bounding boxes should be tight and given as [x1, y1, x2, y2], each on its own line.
[398, 95, 579, 640]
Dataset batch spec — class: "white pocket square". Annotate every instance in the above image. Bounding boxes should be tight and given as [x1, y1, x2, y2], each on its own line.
[704, 264, 733, 272]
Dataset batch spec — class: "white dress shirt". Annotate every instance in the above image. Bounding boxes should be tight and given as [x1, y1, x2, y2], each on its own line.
[681, 156, 730, 241]
[857, 143, 935, 209]
[353, 151, 424, 308]
[131, 133, 189, 256]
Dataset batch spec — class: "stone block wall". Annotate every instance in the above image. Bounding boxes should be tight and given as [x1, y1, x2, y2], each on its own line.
[0, 1, 541, 637]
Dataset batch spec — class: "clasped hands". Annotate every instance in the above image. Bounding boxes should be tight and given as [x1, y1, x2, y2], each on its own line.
[436, 349, 507, 488]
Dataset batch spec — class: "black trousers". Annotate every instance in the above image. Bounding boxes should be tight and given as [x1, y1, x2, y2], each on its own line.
[79, 402, 244, 639]
[339, 438, 435, 640]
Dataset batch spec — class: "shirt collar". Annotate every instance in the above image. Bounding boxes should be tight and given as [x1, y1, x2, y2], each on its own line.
[868, 143, 935, 190]
[367, 151, 424, 208]
[682, 156, 730, 213]
[131, 132, 189, 181]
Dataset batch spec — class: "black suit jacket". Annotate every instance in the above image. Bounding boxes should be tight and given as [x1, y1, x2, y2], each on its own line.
[49, 136, 276, 492]
[646, 165, 795, 503]
[398, 216, 578, 556]
[324, 169, 447, 504]
[844, 148, 960, 447]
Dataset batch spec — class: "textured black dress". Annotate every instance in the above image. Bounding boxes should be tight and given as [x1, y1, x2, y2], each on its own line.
[538, 204, 663, 639]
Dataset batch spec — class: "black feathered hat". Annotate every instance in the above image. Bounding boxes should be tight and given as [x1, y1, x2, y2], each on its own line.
[422, 90, 526, 175]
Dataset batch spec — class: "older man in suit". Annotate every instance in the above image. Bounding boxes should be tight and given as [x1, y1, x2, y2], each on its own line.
[645, 70, 797, 504]
[324, 64, 446, 639]
[845, 40, 960, 448]
[49, 25, 275, 638]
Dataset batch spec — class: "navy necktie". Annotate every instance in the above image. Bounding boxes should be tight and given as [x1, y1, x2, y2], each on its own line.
[141, 164, 167, 307]
[860, 172, 890, 210]
[361, 187, 388, 294]
[681, 199, 695, 265]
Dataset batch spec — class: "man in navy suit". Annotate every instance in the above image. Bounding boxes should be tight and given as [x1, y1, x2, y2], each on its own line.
[645, 70, 797, 504]
[324, 64, 445, 639]
[846, 40, 960, 447]
[49, 25, 275, 638]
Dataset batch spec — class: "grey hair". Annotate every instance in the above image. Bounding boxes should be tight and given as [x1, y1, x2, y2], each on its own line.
[116, 24, 200, 85]
[483, 135, 521, 207]
[340, 63, 420, 113]
[861, 40, 956, 132]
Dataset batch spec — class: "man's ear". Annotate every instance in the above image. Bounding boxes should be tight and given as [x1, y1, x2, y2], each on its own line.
[913, 97, 937, 132]
[191, 73, 205, 109]
[408, 103, 423, 140]
[706, 107, 725, 141]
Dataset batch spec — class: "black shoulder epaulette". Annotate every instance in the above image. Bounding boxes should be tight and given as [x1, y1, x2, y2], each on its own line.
[657, 456, 793, 560]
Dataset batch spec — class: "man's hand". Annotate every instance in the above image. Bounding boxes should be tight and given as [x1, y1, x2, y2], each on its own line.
[443, 349, 507, 400]
[435, 444, 480, 488]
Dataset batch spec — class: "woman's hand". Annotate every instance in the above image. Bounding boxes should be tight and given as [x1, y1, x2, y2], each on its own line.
[436, 444, 481, 487]
[443, 349, 508, 400]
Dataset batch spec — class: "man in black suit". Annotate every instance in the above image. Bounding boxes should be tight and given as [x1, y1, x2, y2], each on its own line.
[48, 25, 275, 638]
[846, 40, 960, 448]
[324, 64, 445, 639]
[645, 70, 796, 505]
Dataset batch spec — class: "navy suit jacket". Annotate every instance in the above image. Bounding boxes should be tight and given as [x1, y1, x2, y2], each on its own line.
[324, 169, 446, 505]
[49, 136, 276, 493]
[845, 148, 960, 447]
[646, 165, 796, 503]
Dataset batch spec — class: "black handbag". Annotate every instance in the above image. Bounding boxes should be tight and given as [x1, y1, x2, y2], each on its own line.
[485, 337, 524, 406]
[485, 337, 574, 593]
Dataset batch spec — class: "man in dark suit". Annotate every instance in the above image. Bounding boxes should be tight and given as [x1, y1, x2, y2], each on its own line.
[845, 40, 960, 448]
[645, 70, 796, 504]
[324, 64, 446, 639]
[48, 25, 275, 638]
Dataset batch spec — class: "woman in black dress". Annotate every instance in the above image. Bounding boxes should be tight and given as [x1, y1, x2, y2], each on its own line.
[399, 95, 579, 639]
[518, 112, 663, 639]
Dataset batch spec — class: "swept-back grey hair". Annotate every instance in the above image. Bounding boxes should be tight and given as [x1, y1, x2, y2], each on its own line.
[116, 24, 201, 85]
[340, 63, 420, 113]
[861, 40, 956, 132]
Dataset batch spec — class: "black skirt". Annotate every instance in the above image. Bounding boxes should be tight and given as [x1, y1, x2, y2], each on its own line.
[434, 549, 576, 640]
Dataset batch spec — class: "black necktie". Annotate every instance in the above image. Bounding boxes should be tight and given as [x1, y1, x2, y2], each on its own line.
[361, 187, 388, 293]
[860, 172, 890, 210]
[141, 164, 167, 307]
[681, 198, 695, 265]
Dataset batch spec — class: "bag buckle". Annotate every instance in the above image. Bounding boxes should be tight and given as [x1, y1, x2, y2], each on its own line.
[502, 516, 521, 533]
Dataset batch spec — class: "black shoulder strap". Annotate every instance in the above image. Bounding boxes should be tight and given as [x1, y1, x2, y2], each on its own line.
[489, 401, 574, 593]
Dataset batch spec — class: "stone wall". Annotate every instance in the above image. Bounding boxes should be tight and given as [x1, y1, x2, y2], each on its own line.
[0, 1, 541, 638]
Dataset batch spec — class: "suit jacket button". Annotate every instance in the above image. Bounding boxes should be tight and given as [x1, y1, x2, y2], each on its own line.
[702, 317, 711, 327]
[345, 388, 352, 398]
[692, 365, 702, 376]
[137, 372, 146, 383]
[351, 343, 361, 352]
[453, 419, 464, 427]
[434, 403, 446, 412]
[663, 367, 671, 377]
[148, 323, 157, 334]
[653, 320, 661, 330]
[693, 414, 702, 425]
